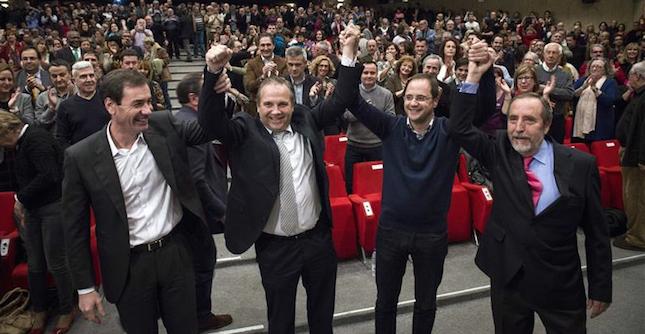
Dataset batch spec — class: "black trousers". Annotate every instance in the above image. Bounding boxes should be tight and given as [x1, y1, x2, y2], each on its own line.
[548, 112, 565, 144]
[490, 276, 586, 334]
[344, 144, 383, 194]
[255, 226, 337, 334]
[186, 226, 217, 322]
[115, 230, 198, 334]
[375, 225, 448, 334]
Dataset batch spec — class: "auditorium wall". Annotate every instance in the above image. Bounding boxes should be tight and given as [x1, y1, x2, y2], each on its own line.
[372, 0, 644, 29]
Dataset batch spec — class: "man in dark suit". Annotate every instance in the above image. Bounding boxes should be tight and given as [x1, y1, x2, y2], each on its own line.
[54, 30, 82, 65]
[448, 40, 612, 334]
[243, 32, 287, 117]
[16, 47, 51, 97]
[198, 27, 362, 333]
[62, 68, 231, 333]
[284, 46, 319, 108]
[174, 72, 233, 331]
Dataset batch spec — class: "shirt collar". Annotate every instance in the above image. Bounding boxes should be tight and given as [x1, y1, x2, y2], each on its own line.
[106, 121, 146, 157]
[541, 62, 559, 72]
[290, 75, 305, 85]
[261, 54, 274, 63]
[264, 124, 293, 136]
[406, 116, 435, 138]
[532, 138, 552, 165]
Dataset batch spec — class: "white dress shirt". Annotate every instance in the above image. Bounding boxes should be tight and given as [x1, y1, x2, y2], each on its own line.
[106, 125, 183, 247]
[263, 125, 321, 236]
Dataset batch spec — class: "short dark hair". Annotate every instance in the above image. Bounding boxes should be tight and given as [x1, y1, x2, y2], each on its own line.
[361, 61, 378, 69]
[403, 73, 441, 99]
[99, 69, 149, 105]
[49, 59, 71, 71]
[176, 73, 202, 104]
[21, 47, 41, 59]
[120, 48, 141, 60]
[455, 57, 469, 68]
[257, 33, 274, 45]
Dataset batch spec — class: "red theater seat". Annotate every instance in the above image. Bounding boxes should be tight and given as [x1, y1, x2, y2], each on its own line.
[456, 154, 493, 243]
[568, 143, 611, 207]
[325, 164, 358, 260]
[448, 176, 472, 243]
[564, 116, 573, 144]
[590, 140, 623, 209]
[348, 161, 383, 254]
[0, 192, 19, 295]
[323, 135, 348, 176]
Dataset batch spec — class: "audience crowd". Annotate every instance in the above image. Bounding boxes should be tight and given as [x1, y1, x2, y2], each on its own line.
[0, 0, 644, 332]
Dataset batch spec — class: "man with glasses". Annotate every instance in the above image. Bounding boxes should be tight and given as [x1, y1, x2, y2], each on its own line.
[341, 69, 463, 333]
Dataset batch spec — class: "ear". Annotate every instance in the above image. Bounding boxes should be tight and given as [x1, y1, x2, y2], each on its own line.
[104, 97, 117, 117]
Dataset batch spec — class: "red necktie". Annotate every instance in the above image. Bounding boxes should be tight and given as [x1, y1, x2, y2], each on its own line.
[523, 156, 543, 208]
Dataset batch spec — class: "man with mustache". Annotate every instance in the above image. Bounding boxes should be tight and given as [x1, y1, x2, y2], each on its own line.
[449, 40, 612, 334]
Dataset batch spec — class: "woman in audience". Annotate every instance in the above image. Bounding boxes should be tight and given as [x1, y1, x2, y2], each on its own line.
[501, 63, 554, 114]
[385, 55, 417, 115]
[437, 37, 462, 83]
[0, 111, 77, 334]
[377, 42, 400, 83]
[308, 55, 336, 107]
[34, 38, 52, 70]
[0, 64, 35, 125]
[573, 58, 618, 142]
[616, 42, 642, 79]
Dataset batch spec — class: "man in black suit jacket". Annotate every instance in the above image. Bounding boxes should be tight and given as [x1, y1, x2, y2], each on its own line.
[62, 68, 230, 333]
[448, 41, 612, 334]
[284, 46, 320, 108]
[198, 27, 362, 333]
[54, 30, 82, 65]
[174, 73, 232, 331]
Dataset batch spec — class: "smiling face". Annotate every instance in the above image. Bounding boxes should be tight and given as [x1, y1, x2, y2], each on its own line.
[73, 66, 97, 96]
[257, 82, 294, 132]
[317, 59, 330, 77]
[258, 36, 274, 58]
[507, 97, 550, 156]
[107, 84, 153, 136]
[399, 60, 414, 77]
[0, 70, 14, 94]
[361, 63, 378, 88]
[404, 78, 438, 126]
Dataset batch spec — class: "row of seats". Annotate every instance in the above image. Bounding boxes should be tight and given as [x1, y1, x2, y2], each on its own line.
[0, 195, 102, 296]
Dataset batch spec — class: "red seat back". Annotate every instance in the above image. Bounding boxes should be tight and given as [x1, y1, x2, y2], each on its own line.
[352, 161, 384, 196]
[326, 164, 348, 198]
[590, 140, 620, 167]
[323, 135, 348, 173]
[564, 116, 573, 143]
[0, 192, 16, 235]
[568, 143, 590, 154]
[457, 153, 469, 183]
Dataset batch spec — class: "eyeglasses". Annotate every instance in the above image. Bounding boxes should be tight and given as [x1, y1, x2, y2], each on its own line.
[404, 95, 432, 102]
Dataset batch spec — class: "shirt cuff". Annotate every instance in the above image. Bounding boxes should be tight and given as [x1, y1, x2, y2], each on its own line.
[460, 82, 479, 94]
[340, 55, 357, 67]
[78, 287, 96, 295]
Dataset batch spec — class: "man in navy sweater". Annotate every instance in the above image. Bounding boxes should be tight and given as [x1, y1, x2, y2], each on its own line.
[345, 72, 460, 333]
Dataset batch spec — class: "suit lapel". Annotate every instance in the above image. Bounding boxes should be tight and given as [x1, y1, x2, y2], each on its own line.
[93, 129, 128, 223]
[143, 131, 179, 192]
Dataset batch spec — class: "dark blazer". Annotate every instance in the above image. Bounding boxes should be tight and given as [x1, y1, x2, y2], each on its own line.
[448, 92, 612, 310]
[175, 105, 227, 234]
[198, 65, 362, 254]
[287, 74, 320, 109]
[53, 47, 78, 65]
[62, 102, 225, 303]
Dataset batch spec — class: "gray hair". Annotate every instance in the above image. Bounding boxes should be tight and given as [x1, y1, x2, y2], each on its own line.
[631, 61, 645, 78]
[423, 54, 443, 67]
[544, 42, 563, 55]
[72, 61, 93, 77]
[285, 46, 307, 61]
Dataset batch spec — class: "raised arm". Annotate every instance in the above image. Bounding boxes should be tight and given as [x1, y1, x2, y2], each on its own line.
[309, 23, 363, 130]
[447, 39, 498, 167]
